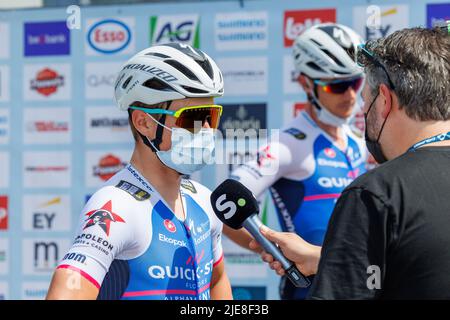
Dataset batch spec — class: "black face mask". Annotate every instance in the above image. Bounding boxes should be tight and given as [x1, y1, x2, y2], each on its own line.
[364, 92, 391, 164]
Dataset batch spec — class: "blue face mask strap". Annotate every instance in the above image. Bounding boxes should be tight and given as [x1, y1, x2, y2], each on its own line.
[135, 101, 172, 153]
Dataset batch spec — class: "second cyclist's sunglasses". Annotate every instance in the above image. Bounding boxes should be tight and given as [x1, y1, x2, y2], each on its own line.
[129, 104, 223, 133]
[313, 76, 364, 94]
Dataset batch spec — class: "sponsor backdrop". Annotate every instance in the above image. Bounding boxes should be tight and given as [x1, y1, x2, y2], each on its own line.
[0, 0, 447, 300]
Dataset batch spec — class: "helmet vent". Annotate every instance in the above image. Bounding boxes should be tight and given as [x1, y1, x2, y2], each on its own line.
[181, 85, 209, 94]
[306, 62, 325, 73]
[196, 59, 213, 79]
[143, 78, 173, 91]
[122, 76, 133, 89]
[164, 59, 200, 82]
[321, 49, 345, 68]
[145, 52, 170, 59]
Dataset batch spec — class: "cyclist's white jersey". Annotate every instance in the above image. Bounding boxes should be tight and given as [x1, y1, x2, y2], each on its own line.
[57, 164, 224, 300]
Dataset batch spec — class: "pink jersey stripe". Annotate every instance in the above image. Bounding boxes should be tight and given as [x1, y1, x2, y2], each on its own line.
[122, 289, 197, 297]
[213, 253, 224, 267]
[303, 193, 341, 201]
[57, 264, 100, 289]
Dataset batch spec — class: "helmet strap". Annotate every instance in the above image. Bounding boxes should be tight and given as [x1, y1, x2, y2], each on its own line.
[136, 101, 172, 153]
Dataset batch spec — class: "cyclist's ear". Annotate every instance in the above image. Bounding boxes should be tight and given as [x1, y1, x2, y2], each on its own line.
[131, 109, 158, 139]
[298, 74, 313, 94]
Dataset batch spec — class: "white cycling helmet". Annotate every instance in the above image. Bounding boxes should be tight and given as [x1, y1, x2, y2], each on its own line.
[293, 23, 363, 79]
[114, 43, 224, 111]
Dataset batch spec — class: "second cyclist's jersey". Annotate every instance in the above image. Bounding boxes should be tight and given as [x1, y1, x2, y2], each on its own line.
[232, 111, 367, 245]
[57, 164, 224, 300]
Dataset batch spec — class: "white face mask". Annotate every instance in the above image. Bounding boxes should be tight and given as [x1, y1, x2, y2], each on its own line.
[146, 115, 216, 175]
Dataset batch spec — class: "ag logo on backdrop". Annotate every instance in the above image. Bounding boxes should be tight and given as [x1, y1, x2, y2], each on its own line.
[85, 17, 135, 55]
[150, 14, 200, 47]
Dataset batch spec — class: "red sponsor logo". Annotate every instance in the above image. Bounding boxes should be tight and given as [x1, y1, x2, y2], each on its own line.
[93, 154, 126, 181]
[324, 148, 336, 159]
[28, 121, 69, 132]
[30, 68, 65, 96]
[84, 200, 125, 236]
[164, 219, 176, 233]
[293, 103, 307, 117]
[0, 196, 7, 230]
[283, 9, 336, 47]
[257, 145, 276, 168]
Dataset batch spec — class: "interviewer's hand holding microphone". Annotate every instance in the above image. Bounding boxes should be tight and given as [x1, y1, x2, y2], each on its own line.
[211, 179, 321, 287]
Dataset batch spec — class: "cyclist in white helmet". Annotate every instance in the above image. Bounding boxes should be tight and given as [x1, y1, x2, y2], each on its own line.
[225, 23, 368, 299]
[47, 43, 232, 300]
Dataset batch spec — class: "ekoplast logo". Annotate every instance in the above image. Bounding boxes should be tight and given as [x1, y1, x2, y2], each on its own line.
[86, 18, 134, 55]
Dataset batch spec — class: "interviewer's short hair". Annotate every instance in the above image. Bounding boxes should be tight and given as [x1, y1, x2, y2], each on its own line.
[359, 27, 449, 121]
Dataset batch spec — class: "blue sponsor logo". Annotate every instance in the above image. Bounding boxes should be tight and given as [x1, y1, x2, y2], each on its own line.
[232, 286, 266, 300]
[24, 21, 70, 56]
[219, 103, 267, 138]
[427, 3, 450, 28]
[87, 19, 131, 54]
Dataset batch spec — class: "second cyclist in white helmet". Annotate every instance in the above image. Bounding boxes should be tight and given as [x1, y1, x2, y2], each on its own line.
[225, 23, 369, 300]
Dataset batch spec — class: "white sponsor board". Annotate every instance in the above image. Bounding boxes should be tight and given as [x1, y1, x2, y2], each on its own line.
[23, 107, 71, 144]
[22, 238, 71, 276]
[215, 11, 268, 51]
[85, 62, 122, 100]
[23, 151, 71, 188]
[0, 65, 10, 102]
[85, 150, 131, 188]
[85, 106, 132, 144]
[21, 282, 51, 300]
[23, 63, 71, 101]
[216, 56, 268, 96]
[0, 108, 9, 144]
[0, 239, 9, 275]
[22, 195, 71, 232]
[0, 23, 10, 59]
[85, 17, 135, 56]
[0, 152, 9, 188]
[353, 5, 409, 40]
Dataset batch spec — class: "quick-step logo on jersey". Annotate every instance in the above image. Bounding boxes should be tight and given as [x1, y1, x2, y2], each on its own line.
[122, 195, 214, 300]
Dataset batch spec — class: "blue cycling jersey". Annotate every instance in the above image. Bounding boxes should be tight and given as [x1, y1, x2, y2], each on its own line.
[58, 164, 223, 300]
[231, 110, 367, 299]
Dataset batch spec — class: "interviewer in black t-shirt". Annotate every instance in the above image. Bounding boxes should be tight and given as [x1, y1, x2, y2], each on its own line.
[250, 27, 450, 299]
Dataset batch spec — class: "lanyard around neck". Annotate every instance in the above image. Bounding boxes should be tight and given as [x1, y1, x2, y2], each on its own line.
[408, 131, 450, 152]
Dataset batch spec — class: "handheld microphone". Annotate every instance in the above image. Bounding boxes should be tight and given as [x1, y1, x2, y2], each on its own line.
[210, 179, 310, 288]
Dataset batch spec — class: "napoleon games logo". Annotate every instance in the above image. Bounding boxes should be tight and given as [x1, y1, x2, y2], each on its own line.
[256, 145, 276, 168]
[87, 19, 132, 54]
[30, 68, 64, 97]
[93, 154, 126, 181]
[84, 200, 125, 236]
[150, 14, 200, 48]
[164, 219, 177, 233]
[283, 8, 336, 47]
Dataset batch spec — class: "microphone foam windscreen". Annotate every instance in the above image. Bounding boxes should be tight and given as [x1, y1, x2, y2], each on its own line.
[210, 179, 259, 229]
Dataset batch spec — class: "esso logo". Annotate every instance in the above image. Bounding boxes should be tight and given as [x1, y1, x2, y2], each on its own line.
[324, 148, 336, 159]
[164, 219, 177, 233]
[88, 19, 131, 54]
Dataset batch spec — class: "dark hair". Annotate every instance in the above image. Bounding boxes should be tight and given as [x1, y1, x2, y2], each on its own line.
[128, 101, 167, 141]
[361, 27, 449, 121]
